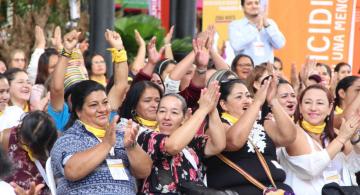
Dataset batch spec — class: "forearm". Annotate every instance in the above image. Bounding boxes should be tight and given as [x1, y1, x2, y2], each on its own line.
[141, 62, 156, 76]
[126, 144, 152, 178]
[109, 61, 129, 110]
[268, 99, 297, 145]
[169, 52, 195, 81]
[210, 50, 229, 70]
[205, 110, 226, 155]
[27, 48, 45, 84]
[326, 138, 346, 159]
[64, 142, 112, 181]
[131, 45, 146, 74]
[50, 56, 69, 110]
[226, 101, 262, 151]
[165, 108, 208, 155]
[164, 45, 174, 60]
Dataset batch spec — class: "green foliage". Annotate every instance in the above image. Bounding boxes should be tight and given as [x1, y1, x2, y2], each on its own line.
[115, 14, 165, 60]
[10, 0, 46, 17]
[171, 37, 193, 53]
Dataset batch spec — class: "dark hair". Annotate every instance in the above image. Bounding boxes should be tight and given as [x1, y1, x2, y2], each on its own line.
[274, 56, 283, 70]
[334, 76, 360, 107]
[65, 80, 106, 129]
[241, 0, 245, 6]
[0, 145, 12, 178]
[0, 73, 7, 81]
[294, 84, 335, 147]
[119, 81, 163, 122]
[3, 68, 27, 84]
[35, 48, 58, 85]
[316, 63, 332, 78]
[231, 54, 254, 72]
[18, 111, 57, 161]
[85, 53, 106, 77]
[334, 62, 351, 73]
[160, 93, 187, 115]
[154, 58, 177, 77]
[217, 79, 247, 113]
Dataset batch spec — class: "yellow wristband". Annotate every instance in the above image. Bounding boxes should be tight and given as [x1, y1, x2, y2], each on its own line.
[107, 48, 127, 63]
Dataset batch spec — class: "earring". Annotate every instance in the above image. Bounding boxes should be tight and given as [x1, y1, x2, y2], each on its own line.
[131, 109, 136, 117]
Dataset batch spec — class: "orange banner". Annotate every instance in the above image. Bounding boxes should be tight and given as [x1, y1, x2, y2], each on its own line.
[353, 0, 360, 75]
[269, 0, 357, 78]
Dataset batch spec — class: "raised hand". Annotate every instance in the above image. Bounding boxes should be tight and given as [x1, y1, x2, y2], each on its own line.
[11, 181, 44, 195]
[338, 116, 360, 142]
[147, 36, 165, 65]
[193, 38, 210, 67]
[205, 25, 216, 50]
[300, 56, 318, 85]
[105, 29, 124, 50]
[123, 119, 139, 149]
[265, 63, 278, 104]
[134, 29, 145, 47]
[164, 25, 174, 45]
[63, 30, 80, 52]
[253, 78, 271, 105]
[103, 115, 120, 147]
[34, 25, 46, 49]
[51, 26, 63, 50]
[198, 80, 220, 113]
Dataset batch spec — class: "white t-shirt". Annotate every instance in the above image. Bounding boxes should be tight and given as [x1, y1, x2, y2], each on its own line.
[0, 106, 25, 132]
[0, 181, 16, 195]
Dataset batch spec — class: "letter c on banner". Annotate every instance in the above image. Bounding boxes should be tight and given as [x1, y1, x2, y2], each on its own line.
[307, 36, 330, 53]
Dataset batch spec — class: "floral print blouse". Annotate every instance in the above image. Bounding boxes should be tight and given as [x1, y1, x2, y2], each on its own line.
[137, 129, 208, 194]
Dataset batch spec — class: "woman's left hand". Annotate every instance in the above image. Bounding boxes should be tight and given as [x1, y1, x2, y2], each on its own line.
[10, 182, 44, 195]
[103, 115, 120, 147]
[124, 119, 139, 149]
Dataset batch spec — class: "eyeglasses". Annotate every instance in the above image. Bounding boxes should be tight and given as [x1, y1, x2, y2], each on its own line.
[92, 61, 105, 65]
[237, 63, 253, 67]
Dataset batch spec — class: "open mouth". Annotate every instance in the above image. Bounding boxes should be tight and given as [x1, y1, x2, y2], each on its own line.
[287, 104, 295, 110]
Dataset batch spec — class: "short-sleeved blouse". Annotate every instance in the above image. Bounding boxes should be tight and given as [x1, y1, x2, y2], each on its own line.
[137, 129, 208, 194]
[50, 120, 136, 195]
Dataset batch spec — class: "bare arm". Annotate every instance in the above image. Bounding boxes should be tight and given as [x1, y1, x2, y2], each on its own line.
[130, 30, 146, 75]
[164, 26, 174, 60]
[204, 108, 226, 156]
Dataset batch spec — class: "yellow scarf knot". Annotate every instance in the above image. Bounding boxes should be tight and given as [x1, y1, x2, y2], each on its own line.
[301, 120, 326, 134]
[80, 121, 106, 138]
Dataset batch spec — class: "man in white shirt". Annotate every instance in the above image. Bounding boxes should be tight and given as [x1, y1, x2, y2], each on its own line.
[229, 0, 285, 66]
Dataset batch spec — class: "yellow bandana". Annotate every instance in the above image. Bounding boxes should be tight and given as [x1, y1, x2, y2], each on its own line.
[221, 112, 238, 125]
[22, 144, 36, 162]
[335, 106, 344, 115]
[301, 120, 326, 134]
[135, 116, 158, 129]
[80, 121, 106, 138]
[91, 76, 107, 87]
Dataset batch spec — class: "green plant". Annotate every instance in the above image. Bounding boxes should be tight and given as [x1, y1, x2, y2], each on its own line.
[114, 14, 165, 60]
[171, 36, 193, 53]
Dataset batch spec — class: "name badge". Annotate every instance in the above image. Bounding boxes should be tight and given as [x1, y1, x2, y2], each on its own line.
[323, 170, 340, 184]
[252, 41, 265, 57]
[106, 159, 129, 181]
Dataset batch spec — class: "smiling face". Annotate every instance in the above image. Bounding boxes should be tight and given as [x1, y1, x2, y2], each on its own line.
[220, 82, 252, 118]
[300, 88, 332, 125]
[10, 51, 26, 69]
[136, 87, 161, 121]
[0, 78, 10, 111]
[76, 90, 110, 129]
[235, 56, 253, 80]
[157, 95, 185, 134]
[277, 83, 297, 116]
[9, 71, 31, 104]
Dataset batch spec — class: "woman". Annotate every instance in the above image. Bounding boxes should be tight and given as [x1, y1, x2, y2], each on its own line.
[246, 63, 269, 96]
[230, 54, 254, 81]
[119, 81, 162, 130]
[8, 49, 26, 70]
[0, 111, 58, 195]
[34, 48, 59, 86]
[277, 84, 360, 195]
[4, 68, 32, 112]
[316, 63, 332, 89]
[85, 54, 107, 87]
[137, 81, 226, 194]
[50, 80, 152, 194]
[206, 70, 296, 194]
[334, 62, 351, 84]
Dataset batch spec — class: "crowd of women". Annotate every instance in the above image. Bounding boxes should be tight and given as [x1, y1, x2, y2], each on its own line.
[0, 23, 360, 195]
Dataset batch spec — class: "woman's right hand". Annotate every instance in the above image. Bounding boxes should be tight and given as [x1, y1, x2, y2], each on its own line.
[198, 80, 220, 113]
[103, 115, 120, 148]
[253, 78, 270, 105]
[147, 36, 165, 65]
[338, 116, 360, 142]
[63, 30, 80, 53]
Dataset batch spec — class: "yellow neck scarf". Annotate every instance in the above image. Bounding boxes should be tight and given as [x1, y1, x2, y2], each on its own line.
[22, 144, 36, 162]
[135, 116, 158, 129]
[23, 103, 29, 112]
[80, 121, 106, 138]
[301, 120, 326, 134]
[335, 106, 343, 115]
[91, 76, 107, 87]
[0, 111, 3, 117]
[221, 112, 238, 125]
